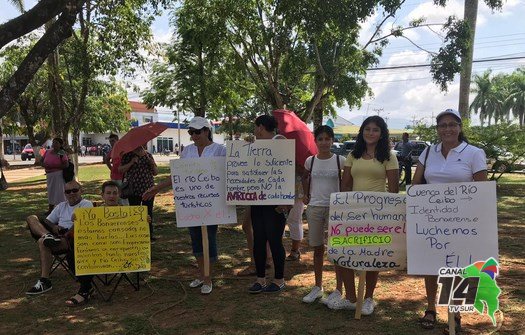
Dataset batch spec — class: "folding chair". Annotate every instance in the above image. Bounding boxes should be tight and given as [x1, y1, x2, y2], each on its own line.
[92, 273, 141, 302]
[49, 250, 76, 280]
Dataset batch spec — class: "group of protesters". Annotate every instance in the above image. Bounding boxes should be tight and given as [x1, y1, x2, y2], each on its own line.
[25, 108, 487, 333]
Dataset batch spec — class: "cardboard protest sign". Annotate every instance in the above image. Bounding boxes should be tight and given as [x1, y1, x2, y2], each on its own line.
[170, 157, 237, 227]
[225, 140, 296, 205]
[327, 191, 407, 271]
[406, 181, 498, 275]
[74, 206, 151, 276]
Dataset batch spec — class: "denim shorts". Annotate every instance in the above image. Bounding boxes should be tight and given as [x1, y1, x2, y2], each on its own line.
[188, 225, 218, 261]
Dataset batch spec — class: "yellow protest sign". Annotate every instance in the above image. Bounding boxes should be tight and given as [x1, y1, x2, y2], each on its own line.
[74, 206, 151, 275]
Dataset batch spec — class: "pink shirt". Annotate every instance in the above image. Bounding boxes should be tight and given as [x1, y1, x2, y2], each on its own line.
[43, 149, 68, 173]
[109, 148, 124, 180]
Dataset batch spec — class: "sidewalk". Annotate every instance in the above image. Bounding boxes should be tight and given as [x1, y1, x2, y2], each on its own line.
[3, 153, 179, 183]
[3, 166, 45, 182]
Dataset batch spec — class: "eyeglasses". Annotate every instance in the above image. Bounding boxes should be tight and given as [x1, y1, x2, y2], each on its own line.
[188, 129, 203, 136]
[64, 188, 80, 194]
[436, 122, 461, 130]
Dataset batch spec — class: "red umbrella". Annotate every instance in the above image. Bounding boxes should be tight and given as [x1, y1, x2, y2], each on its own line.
[111, 122, 168, 159]
[272, 109, 317, 166]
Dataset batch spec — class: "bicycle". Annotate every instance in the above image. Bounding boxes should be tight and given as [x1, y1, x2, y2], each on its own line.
[397, 155, 412, 186]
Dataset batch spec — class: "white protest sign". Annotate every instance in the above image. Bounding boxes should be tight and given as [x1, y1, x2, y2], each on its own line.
[170, 157, 237, 227]
[225, 140, 295, 205]
[406, 181, 498, 275]
[327, 191, 407, 271]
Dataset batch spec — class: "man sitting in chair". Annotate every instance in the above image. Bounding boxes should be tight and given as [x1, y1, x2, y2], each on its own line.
[65, 180, 121, 306]
[26, 180, 93, 295]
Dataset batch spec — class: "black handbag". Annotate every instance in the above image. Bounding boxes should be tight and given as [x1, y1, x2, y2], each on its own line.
[420, 146, 431, 184]
[63, 159, 75, 182]
[0, 165, 8, 191]
[120, 177, 133, 199]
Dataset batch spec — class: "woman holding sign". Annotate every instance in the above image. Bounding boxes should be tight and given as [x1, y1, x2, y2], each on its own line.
[248, 114, 288, 294]
[412, 109, 487, 333]
[143, 117, 225, 295]
[340, 116, 399, 315]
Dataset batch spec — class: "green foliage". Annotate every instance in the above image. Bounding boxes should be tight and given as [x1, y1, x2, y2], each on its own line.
[82, 79, 131, 133]
[0, 35, 51, 142]
[470, 68, 525, 127]
[146, 0, 408, 126]
[413, 124, 439, 143]
[469, 123, 525, 180]
[430, 16, 470, 91]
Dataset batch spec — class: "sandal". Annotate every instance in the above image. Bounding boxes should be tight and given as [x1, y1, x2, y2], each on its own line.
[419, 310, 437, 330]
[65, 290, 92, 307]
[443, 315, 461, 334]
[285, 250, 301, 261]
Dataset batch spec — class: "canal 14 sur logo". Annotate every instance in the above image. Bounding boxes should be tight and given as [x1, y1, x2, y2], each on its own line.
[437, 258, 501, 326]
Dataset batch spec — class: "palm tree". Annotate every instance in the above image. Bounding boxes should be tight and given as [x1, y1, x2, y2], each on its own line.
[506, 69, 525, 128]
[491, 74, 511, 124]
[470, 70, 492, 126]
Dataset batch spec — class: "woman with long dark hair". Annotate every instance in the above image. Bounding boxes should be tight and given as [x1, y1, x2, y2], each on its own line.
[119, 145, 158, 239]
[336, 115, 399, 314]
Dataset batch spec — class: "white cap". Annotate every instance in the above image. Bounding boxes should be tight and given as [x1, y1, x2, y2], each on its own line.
[436, 109, 461, 122]
[188, 116, 212, 130]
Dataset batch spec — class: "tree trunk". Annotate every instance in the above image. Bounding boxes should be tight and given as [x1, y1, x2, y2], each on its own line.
[0, 0, 70, 49]
[197, 43, 206, 117]
[0, 1, 83, 120]
[48, 49, 69, 139]
[72, 126, 80, 177]
[313, 104, 324, 130]
[458, 0, 478, 121]
[0, 119, 4, 161]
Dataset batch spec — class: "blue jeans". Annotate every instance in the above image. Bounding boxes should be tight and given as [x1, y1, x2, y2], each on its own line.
[189, 225, 218, 261]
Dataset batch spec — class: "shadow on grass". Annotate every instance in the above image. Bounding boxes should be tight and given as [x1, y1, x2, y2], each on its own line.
[0, 167, 524, 335]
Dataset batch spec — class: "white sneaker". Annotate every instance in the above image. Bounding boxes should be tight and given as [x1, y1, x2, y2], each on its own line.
[189, 279, 203, 288]
[328, 298, 356, 310]
[302, 286, 323, 303]
[320, 289, 342, 305]
[361, 297, 377, 315]
[200, 283, 212, 295]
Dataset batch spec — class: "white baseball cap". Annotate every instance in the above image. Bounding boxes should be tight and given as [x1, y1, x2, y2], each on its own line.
[188, 116, 212, 130]
[436, 108, 461, 123]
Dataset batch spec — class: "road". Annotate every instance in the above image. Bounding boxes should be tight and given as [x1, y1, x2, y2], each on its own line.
[3, 153, 179, 167]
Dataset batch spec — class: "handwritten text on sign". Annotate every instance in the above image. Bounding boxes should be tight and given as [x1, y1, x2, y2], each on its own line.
[327, 192, 407, 271]
[225, 140, 295, 205]
[406, 181, 498, 275]
[74, 206, 151, 276]
[171, 157, 237, 227]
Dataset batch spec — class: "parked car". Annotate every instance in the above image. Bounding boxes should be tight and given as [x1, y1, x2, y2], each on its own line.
[330, 143, 345, 156]
[341, 140, 357, 156]
[21, 144, 35, 161]
[393, 141, 428, 164]
[484, 146, 525, 173]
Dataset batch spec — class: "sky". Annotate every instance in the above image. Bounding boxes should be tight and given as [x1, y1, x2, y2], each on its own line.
[2, 0, 525, 128]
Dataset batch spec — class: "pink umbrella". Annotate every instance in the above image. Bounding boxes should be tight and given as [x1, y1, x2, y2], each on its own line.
[272, 109, 317, 166]
[111, 122, 168, 159]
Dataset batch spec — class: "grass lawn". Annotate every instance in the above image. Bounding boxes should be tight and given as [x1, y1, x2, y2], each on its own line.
[0, 164, 523, 335]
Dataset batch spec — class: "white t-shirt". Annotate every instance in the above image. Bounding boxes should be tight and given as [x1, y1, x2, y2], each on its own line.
[46, 199, 93, 230]
[419, 142, 487, 184]
[305, 154, 346, 206]
[181, 142, 226, 158]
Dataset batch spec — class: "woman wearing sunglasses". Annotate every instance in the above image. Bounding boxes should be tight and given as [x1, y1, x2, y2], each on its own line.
[412, 109, 487, 334]
[143, 117, 225, 295]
